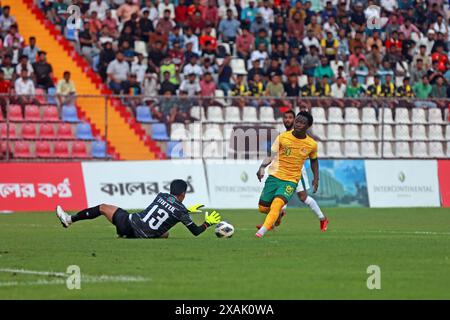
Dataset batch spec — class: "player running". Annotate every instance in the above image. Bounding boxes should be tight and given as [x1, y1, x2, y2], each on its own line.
[55, 179, 221, 239]
[255, 111, 320, 238]
[276, 110, 328, 231]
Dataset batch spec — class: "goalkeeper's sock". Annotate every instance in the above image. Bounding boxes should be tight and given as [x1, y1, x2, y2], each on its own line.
[71, 205, 101, 223]
[304, 196, 325, 220]
[257, 198, 285, 236]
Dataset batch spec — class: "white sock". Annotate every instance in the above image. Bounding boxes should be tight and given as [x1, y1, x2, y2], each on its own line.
[256, 226, 269, 236]
[282, 204, 287, 211]
[304, 196, 325, 220]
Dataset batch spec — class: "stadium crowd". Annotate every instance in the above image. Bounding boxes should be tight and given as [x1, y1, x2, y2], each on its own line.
[34, 0, 450, 124]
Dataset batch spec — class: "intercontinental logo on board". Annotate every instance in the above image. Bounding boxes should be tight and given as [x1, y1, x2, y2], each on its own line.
[372, 171, 433, 193]
[214, 171, 262, 194]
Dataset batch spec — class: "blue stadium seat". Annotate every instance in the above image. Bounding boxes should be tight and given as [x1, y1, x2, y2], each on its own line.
[76, 122, 94, 140]
[136, 106, 155, 123]
[91, 140, 106, 158]
[47, 87, 57, 105]
[166, 141, 183, 159]
[151, 123, 169, 140]
[65, 27, 77, 41]
[61, 105, 79, 122]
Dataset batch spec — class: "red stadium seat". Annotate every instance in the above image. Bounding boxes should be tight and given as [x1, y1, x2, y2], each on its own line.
[0, 111, 4, 122]
[35, 88, 46, 104]
[8, 105, 23, 121]
[56, 123, 74, 139]
[21, 123, 38, 139]
[54, 141, 70, 158]
[24, 105, 41, 122]
[14, 141, 33, 158]
[42, 105, 60, 122]
[36, 141, 52, 158]
[72, 141, 89, 158]
[0, 141, 13, 157]
[0, 123, 17, 139]
[39, 123, 56, 139]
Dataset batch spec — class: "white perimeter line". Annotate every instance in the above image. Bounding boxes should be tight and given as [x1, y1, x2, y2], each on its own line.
[368, 230, 450, 236]
[0, 268, 150, 287]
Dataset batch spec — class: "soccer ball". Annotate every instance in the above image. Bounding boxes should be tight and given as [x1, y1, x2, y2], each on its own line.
[215, 221, 234, 238]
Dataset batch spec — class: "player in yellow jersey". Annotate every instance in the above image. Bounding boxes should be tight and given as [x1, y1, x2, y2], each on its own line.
[255, 111, 320, 238]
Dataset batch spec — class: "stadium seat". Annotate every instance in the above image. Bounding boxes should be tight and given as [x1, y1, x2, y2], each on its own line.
[42, 105, 60, 122]
[57, 123, 74, 139]
[24, 105, 41, 122]
[231, 58, 247, 75]
[134, 41, 148, 57]
[91, 140, 107, 158]
[395, 125, 411, 141]
[328, 107, 344, 123]
[361, 107, 378, 124]
[446, 125, 450, 141]
[214, 89, 227, 106]
[344, 125, 360, 140]
[224, 106, 241, 122]
[21, 123, 38, 139]
[54, 141, 70, 158]
[76, 122, 94, 140]
[39, 123, 56, 139]
[327, 124, 344, 140]
[8, 105, 23, 121]
[203, 141, 224, 158]
[35, 141, 52, 158]
[412, 142, 429, 158]
[381, 142, 394, 158]
[428, 109, 444, 124]
[429, 125, 445, 141]
[260, 107, 275, 122]
[203, 124, 223, 140]
[311, 107, 326, 123]
[72, 141, 89, 158]
[429, 142, 445, 157]
[0, 123, 17, 139]
[381, 108, 395, 124]
[411, 125, 427, 141]
[223, 124, 235, 140]
[326, 142, 342, 157]
[395, 108, 410, 124]
[298, 75, 308, 87]
[360, 125, 378, 141]
[136, 106, 155, 123]
[188, 123, 202, 140]
[312, 124, 325, 139]
[14, 141, 33, 158]
[411, 108, 427, 124]
[381, 125, 394, 140]
[166, 141, 184, 159]
[61, 105, 79, 122]
[394, 142, 411, 158]
[344, 107, 361, 123]
[242, 107, 258, 122]
[35, 88, 46, 104]
[183, 141, 202, 158]
[0, 111, 3, 122]
[207, 106, 224, 122]
[170, 123, 189, 140]
[344, 142, 361, 158]
[361, 142, 378, 158]
[151, 123, 170, 140]
[65, 27, 78, 41]
[190, 106, 206, 120]
[317, 141, 325, 157]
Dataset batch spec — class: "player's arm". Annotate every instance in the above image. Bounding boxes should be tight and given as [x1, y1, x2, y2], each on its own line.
[183, 211, 222, 237]
[310, 142, 319, 193]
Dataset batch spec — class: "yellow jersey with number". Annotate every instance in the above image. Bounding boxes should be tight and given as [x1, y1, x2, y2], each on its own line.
[268, 131, 318, 183]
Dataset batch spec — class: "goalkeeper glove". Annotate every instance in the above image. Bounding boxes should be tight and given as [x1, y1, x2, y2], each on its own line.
[205, 210, 221, 226]
[187, 204, 205, 213]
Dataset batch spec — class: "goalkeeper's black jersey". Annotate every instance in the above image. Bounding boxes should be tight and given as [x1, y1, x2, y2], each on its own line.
[129, 192, 193, 238]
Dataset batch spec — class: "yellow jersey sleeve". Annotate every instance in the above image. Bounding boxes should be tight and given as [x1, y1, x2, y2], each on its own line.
[271, 135, 280, 154]
[310, 141, 318, 159]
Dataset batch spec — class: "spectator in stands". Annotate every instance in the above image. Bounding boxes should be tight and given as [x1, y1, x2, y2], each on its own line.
[14, 69, 37, 114]
[413, 75, 436, 108]
[89, 0, 109, 21]
[102, 10, 119, 39]
[88, 11, 103, 36]
[22, 37, 39, 64]
[142, 70, 159, 99]
[156, 9, 176, 35]
[98, 41, 115, 82]
[0, 69, 11, 118]
[48, 0, 69, 31]
[431, 76, 448, 109]
[3, 24, 23, 48]
[248, 73, 265, 108]
[410, 58, 427, 84]
[321, 31, 339, 62]
[218, 9, 240, 43]
[56, 71, 76, 107]
[331, 76, 346, 107]
[117, 0, 140, 23]
[160, 71, 178, 95]
[122, 73, 142, 110]
[0, 6, 16, 35]
[265, 73, 287, 112]
[79, 21, 101, 65]
[147, 41, 165, 74]
[199, 72, 217, 98]
[230, 74, 250, 109]
[32, 51, 54, 91]
[179, 72, 201, 97]
[302, 45, 320, 77]
[16, 55, 33, 79]
[314, 56, 334, 82]
[139, 9, 154, 43]
[219, 0, 238, 20]
[203, 0, 219, 27]
[158, 0, 175, 19]
[413, 45, 432, 70]
[345, 76, 364, 107]
[107, 51, 130, 94]
[316, 75, 332, 107]
[217, 54, 233, 95]
[397, 77, 414, 98]
[1, 54, 14, 82]
[366, 75, 383, 98]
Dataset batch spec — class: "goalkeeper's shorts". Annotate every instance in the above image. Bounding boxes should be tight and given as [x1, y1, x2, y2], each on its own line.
[112, 208, 136, 238]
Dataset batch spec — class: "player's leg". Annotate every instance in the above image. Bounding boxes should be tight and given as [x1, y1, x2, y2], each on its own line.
[258, 175, 278, 215]
[296, 177, 329, 231]
[56, 204, 118, 228]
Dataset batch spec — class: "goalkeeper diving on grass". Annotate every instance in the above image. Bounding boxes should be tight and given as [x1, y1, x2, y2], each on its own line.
[56, 179, 221, 239]
[255, 111, 319, 238]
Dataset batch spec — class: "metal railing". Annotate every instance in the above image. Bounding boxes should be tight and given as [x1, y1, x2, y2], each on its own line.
[0, 94, 449, 161]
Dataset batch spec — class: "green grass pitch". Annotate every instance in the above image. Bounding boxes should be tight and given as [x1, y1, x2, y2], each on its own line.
[1, 207, 449, 299]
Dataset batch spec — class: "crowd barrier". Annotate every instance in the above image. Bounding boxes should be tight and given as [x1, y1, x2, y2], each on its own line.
[0, 159, 448, 211]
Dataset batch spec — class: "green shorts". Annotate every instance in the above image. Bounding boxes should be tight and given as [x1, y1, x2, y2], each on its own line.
[259, 175, 297, 206]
